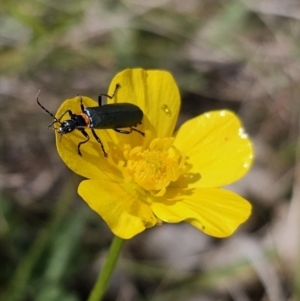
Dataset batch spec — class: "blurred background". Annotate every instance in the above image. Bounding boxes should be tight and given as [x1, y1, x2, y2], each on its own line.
[0, 0, 299, 300]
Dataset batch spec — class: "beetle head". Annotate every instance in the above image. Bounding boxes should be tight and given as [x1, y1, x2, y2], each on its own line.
[58, 120, 76, 134]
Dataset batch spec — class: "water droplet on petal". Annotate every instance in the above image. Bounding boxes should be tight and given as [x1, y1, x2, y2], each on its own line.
[161, 104, 171, 116]
[205, 112, 211, 118]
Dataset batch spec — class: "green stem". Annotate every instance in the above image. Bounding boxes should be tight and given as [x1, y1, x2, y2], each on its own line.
[87, 236, 125, 301]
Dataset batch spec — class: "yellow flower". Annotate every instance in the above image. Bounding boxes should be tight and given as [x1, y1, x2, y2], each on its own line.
[55, 69, 253, 239]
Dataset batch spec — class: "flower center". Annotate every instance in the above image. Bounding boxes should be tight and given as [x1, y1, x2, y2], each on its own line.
[120, 138, 186, 196]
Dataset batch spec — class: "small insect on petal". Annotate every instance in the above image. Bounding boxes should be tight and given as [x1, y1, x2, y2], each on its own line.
[37, 84, 145, 157]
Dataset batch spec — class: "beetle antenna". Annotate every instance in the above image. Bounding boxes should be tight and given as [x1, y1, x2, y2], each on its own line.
[36, 90, 57, 120]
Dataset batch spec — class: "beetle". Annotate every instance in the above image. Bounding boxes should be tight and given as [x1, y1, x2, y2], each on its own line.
[37, 84, 145, 157]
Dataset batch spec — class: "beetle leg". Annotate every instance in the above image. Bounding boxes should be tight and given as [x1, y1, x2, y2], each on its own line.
[98, 83, 120, 106]
[77, 130, 90, 156]
[113, 128, 131, 134]
[131, 127, 145, 136]
[114, 127, 145, 136]
[91, 129, 108, 157]
[78, 95, 85, 112]
[61, 110, 73, 119]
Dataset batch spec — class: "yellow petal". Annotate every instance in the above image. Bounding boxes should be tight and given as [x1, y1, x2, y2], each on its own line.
[78, 180, 157, 239]
[151, 188, 251, 237]
[55, 96, 122, 179]
[55, 69, 181, 177]
[174, 111, 253, 187]
[107, 69, 180, 144]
